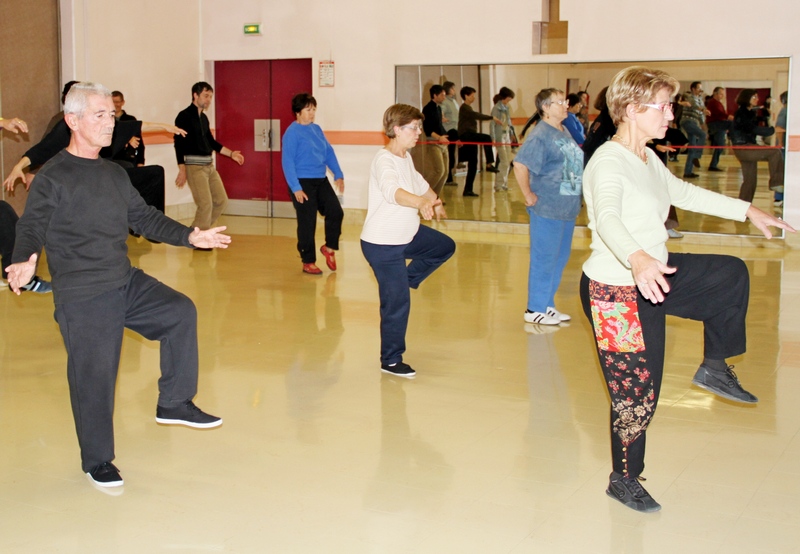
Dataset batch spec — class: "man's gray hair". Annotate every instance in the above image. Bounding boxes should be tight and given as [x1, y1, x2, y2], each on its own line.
[64, 82, 112, 117]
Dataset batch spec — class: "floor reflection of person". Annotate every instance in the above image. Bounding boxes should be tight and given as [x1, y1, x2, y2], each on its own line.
[360, 104, 456, 379]
[580, 66, 794, 513]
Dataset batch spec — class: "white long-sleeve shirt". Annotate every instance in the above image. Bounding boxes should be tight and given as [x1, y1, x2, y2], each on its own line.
[582, 141, 750, 286]
[361, 148, 430, 246]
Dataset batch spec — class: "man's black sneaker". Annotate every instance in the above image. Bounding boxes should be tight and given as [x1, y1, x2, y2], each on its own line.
[155, 400, 222, 428]
[380, 362, 416, 379]
[692, 364, 758, 403]
[606, 472, 661, 513]
[19, 276, 52, 294]
[86, 462, 123, 488]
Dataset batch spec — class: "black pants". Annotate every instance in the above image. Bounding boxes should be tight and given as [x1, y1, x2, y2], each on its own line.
[580, 253, 749, 478]
[0, 200, 18, 279]
[125, 165, 166, 213]
[54, 268, 199, 472]
[446, 129, 459, 181]
[291, 177, 344, 264]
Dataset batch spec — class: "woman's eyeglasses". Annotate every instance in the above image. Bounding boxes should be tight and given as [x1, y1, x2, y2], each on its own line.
[642, 102, 673, 114]
[400, 124, 423, 132]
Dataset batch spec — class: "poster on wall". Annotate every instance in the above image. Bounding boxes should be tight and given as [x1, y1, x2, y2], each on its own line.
[319, 61, 335, 87]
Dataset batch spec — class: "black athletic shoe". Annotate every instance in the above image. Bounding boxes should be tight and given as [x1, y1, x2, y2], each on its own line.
[86, 462, 123, 488]
[683, 173, 699, 179]
[692, 364, 758, 403]
[708, 166, 724, 172]
[606, 472, 661, 513]
[463, 191, 479, 197]
[380, 362, 416, 379]
[19, 276, 52, 294]
[156, 400, 223, 428]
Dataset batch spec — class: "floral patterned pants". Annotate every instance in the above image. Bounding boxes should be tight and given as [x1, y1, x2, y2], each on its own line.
[580, 253, 750, 477]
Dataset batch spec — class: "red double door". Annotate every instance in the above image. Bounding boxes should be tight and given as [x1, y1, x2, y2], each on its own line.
[213, 58, 312, 215]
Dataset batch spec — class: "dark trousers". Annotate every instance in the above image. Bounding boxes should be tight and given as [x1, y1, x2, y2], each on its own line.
[125, 165, 166, 213]
[361, 225, 455, 365]
[54, 268, 199, 472]
[291, 177, 343, 264]
[446, 129, 459, 181]
[0, 200, 18, 279]
[734, 147, 785, 203]
[580, 253, 749, 477]
[707, 120, 730, 169]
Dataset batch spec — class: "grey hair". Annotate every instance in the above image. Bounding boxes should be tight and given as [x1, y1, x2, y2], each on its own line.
[64, 82, 112, 117]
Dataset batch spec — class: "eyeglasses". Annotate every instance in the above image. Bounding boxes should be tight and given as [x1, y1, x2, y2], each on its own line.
[642, 102, 673, 114]
[400, 123, 423, 132]
[551, 100, 569, 106]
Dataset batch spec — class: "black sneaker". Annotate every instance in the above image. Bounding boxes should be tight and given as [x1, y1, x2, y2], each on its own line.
[156, 400, 222, 428]
[19, 276, 52, 294]
[606, 472, 661, 513]
[692, 364, 758, 403]
[380, 362, 416, 379]
[86, 462, 123, 488]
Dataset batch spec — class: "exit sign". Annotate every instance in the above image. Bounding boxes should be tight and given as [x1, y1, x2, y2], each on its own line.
[243, 23, 261, 35]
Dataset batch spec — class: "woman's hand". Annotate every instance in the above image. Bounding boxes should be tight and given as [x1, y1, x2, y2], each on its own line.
[746, 205, 795, 239]
[294, 190, 308, 204]
[522, 191, 538, 207]
[417, 196, 436, 220]
[432, 199, 447, 222]
[628, 249, 677, 303]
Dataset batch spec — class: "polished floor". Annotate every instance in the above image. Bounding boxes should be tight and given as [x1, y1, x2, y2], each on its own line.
[1, 215, 799, 553]
[443, 153, 783, 237]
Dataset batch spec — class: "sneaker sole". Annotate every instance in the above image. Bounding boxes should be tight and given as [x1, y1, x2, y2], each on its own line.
[380, 368, 416, 379]
[691, 379, 758, 403]
[86, 473, 124, 488]
[155, 417, 223, 429]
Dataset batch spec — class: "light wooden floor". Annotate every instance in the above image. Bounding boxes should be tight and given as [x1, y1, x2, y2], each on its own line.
[1, 215, 799, 553]
[443, 154, 783, 237]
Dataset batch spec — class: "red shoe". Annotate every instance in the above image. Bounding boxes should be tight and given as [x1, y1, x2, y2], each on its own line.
[302, 263, 322, 275]
[320, 245, 337, 271]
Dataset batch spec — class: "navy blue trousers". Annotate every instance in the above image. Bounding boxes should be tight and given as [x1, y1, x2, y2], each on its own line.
[361, 225, 455, 365]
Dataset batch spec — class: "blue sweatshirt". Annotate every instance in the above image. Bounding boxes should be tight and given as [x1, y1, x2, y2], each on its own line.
[281, 122, 344, 193]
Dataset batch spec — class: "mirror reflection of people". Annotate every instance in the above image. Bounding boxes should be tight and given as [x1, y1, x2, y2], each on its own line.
[580, 66, 794, 513]
[730, 88, 785, 203]
[514, 88, 583, 327]
[360, 104, 455, 379]
[490, 87, 516, 192]
[7, 83, 230, 489]
[281, 93, 344, 275]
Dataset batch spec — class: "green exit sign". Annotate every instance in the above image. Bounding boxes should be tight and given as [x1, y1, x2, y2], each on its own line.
[243, 23, 261, 35]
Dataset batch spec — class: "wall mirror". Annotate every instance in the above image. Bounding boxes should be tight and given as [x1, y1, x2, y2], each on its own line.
[396, 58, 789, 237]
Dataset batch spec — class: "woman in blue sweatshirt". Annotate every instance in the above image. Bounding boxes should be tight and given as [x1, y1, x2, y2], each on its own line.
[282, 93, 345, 274]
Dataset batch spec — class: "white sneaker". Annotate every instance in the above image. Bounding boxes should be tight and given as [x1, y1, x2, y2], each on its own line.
[523, 310, 560, 325]
[667, 229, 683, 239]
[546, 307, 571, 321]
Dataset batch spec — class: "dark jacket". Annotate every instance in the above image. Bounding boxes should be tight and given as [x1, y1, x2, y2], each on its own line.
[730, 106, 774, 145]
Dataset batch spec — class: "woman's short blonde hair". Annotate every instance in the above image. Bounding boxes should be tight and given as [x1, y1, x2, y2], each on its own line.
[383, 104, 424, 138]
[606, 66, 680, 126]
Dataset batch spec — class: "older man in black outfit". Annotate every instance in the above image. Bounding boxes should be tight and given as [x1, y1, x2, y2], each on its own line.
[7, 83, 230, 490]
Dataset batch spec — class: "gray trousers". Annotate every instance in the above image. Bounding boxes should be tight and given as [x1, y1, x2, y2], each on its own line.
[54, 268, 199, 472]
[734, 147, 784, 203]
